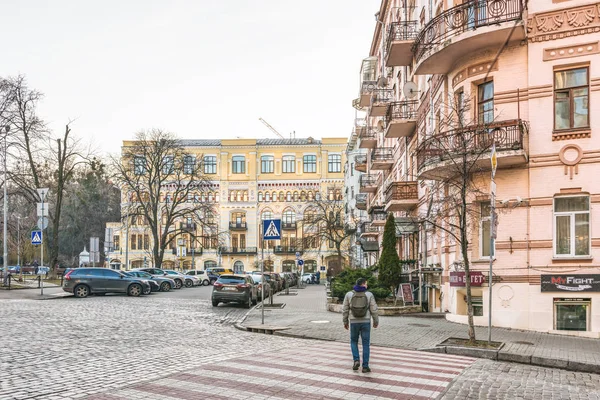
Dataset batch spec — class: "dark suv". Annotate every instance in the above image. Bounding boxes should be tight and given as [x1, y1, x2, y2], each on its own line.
[63, 268, 151, 298]
[212, 274, 257, 308]
[139, 268, 184, 289]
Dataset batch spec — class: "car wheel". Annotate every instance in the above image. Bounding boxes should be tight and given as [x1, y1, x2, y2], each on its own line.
[128, 284, 142, 297]
[74, 284, 89, 298]
[174, 279, 183, 289]
[202, 279, 210, 286]
[160, 281, 171, 292]
[212, 299, 219, 307]
[245, 295, 252, 309]
[185, 279, 193, 288]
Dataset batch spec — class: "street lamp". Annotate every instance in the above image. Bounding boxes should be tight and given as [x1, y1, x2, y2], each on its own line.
[3, 125, 9, 284]
[17, 216, 21, 281]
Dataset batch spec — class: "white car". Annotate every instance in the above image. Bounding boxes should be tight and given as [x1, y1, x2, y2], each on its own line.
[302, 273, 314, 284]
[183, 269, 211, 286]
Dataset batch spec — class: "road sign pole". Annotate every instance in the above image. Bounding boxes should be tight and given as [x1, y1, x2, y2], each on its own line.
[41, 193, 45, 296]
[488, 142, 497, 345]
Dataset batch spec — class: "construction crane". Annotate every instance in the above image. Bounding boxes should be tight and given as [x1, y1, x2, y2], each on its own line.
[258, 118, 285, 140]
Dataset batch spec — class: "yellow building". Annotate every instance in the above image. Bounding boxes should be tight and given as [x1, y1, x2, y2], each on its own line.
[106, 137, 347, 274]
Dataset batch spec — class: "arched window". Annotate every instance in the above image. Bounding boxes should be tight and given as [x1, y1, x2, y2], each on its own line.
[293, 191, 299, 202]
[304, 260, 317, 273]
[286, 192, 292, 201]
[283, 209, 296, 224]
[236, 191, 242, 202]
[308, 191, 314, 201]
[233, 261, 244, 274]
[272, 191, 277, 202]
[282, 260, 296, 272]
[258, 192, 263, 202]
[215, 192, 220, 202]
[301, 191, 307, 201]
[315, 192, 321, 201]
[229, 191, 235, 202]
[243, 191, 248, 202]
[208, 192, 214, 202]
[262, 210, 273, 220]
[265, 191, 271, 202]
[335, 189, 342, 200]
[204, 260, 217, 270]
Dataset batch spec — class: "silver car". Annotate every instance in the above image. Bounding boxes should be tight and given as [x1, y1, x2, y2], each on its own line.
[63, 268, 151, 298]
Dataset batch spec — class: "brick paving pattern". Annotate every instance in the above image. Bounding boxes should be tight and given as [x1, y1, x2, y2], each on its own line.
[82, 341, 476, 400]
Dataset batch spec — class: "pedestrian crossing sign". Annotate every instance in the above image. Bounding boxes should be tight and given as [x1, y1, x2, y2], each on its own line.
[262, 219, 281, 240]
[31, 230, 43, 245]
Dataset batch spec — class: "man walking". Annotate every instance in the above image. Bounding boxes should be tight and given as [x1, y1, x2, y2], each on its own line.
[342, 277, 379, 373]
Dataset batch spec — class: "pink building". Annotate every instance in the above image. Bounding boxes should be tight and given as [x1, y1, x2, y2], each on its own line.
[351, 0, 600, 337]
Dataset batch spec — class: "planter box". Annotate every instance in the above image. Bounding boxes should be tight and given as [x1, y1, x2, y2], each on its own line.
[327, 303, 421, 315]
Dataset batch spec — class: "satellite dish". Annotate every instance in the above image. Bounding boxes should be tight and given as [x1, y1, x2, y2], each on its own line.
[376, 120, 385, 132]
[403, 81, 419, 99]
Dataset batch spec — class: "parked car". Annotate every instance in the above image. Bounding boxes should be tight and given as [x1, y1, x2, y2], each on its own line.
[301, 273, 313, 284]
[128, 270, 176, 292]
[162, 270, 201, 287]
[212, 274, 257, 308]
[183, 270, 211, 286]
[139, 268, 184, 289]
[207, 272, 219, 285]
[270, 272, 285, 292]
[249, 274, 270, 301]
[7, 266, 20, 274]
[206, 267, 234, 276]
[63, 268, 151, 298]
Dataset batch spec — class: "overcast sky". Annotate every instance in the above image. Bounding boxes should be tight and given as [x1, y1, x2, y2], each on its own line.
[1, 0, 380, 155]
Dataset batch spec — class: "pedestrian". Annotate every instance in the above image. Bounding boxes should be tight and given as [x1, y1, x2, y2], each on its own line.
[33, 260, 39, 275]
[342, 277, 379, 373]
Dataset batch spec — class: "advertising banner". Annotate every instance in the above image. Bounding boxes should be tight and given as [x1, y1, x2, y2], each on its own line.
[541, 275, 600, 292]
[449, 271, 485, 287]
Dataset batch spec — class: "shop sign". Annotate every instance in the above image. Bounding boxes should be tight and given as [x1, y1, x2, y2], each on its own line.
[449, 271, 485, 287]
[541, 275, 600, 292]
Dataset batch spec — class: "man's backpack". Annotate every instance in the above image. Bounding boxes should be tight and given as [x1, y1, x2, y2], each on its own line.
[350, 291, 369, 318]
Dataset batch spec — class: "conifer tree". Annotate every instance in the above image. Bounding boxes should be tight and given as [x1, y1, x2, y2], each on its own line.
[378, 213, 401, 303]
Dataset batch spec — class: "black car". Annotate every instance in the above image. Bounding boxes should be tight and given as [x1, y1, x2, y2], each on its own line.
[126, 270, 175, 292]
[139, 268, 184, 289]
[63, 268, 151, 298]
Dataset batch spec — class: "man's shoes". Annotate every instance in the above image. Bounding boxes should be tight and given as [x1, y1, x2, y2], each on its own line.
[362, 366, 371, 373]
[353, 360, 360, 371]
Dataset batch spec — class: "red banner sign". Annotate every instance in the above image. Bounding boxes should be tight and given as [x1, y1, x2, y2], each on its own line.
[449, 271, 485, 287]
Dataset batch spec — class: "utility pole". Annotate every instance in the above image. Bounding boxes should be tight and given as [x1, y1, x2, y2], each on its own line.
[3, 125, 9, 285]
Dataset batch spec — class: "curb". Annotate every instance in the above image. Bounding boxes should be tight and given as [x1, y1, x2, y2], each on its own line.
[420, 346, 598, 374]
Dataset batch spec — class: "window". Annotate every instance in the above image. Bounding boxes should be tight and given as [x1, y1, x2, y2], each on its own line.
[113, 235, 120, 251]
[232, 156, 245, 174]
[555, 299, 590, 331]
[204, 156, 217, 174]
[265, 192, 271, 202]
[137, 235, 143, 250]
[303, 155, 316, 173]
[131, 234, 137, 250]
[134, 156, 146, 175]
[283, 209, 296, 224]
[293, 192, 299, 201]
[279, 191, 285, 202]
[456, 89, 465, 126]
[554, 67, 589, 130]
[283, 155, 295, 173]
[233, 261, 244, 274]
[261, 155, 274, 173]
[480, 202, 494, 258]
[204, 260, 217, 270]
[143, 234, 149, 250]
[162, 156, 174, 175]
[477, 81, 494, 124]
[554, 196, 590, 257]
[328, 154, 341, 173]
[272, 191, 277, 202]
[183, 155, 196, 174]
[258, 192, 263, 202]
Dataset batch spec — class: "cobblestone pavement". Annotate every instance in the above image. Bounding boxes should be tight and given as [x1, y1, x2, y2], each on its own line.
[82, 341, 477, 400]
[244, 285, 600, 366]
[0, 294, 303, 399]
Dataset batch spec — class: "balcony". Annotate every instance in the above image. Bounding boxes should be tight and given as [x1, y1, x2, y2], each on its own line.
[172, 248, 202, 256]
[412, 0, 525, 75]
[358, 126, 378, 149]
[354, 118, 367, 137]
[370, 147, 394, 170]
[282, 222, 297, 230]
[274, 246, 302, 255]
[359, 174, 379, 193]
[359, 81, 377, 108]
[355, 154, 367, 172]
[229, 222, 247, 230]
[360, 238, 379, 252]
[385, 101, 417, 138]
[385, 181, 419, 212]
[219, 247, 258, 255]
[385, 21, 419, 67]
[360, 222, 381, 237]
[416, 119, 528, 180]
[356, 193, 368, 210]
[179, 222, 196, 231]
[370, 211, 388, 226]
[370, 88, 394, 117]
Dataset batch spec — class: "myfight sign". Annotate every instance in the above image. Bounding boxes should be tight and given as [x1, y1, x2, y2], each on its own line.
[449, 271, 485, 287]
[541, 275, 600, 292]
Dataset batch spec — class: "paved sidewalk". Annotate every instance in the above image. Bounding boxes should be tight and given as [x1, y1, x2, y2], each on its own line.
[0, 285, 69, 300]
[241, 285, 600, 372]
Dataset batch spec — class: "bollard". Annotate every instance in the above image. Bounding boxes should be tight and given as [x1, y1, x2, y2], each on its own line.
[285, 279, 289, 295]
[37, 275, 41, 289]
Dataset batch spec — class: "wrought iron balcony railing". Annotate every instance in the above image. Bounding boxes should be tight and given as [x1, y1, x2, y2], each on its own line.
[385, 181, 418, 204]
[359, 126, 378, 141]
[413, 0, 524, 65]
[370, 212, 387, 223]
[274, 246, 302, 254]
[386, 21, 419, 51]
[355, 154, 367, 165]
[361, 80, 377, 95]
[386, 100, 418, 122]
[282, 222, 297, 230]
[172, 248, 202, 256]
[416, 119, 528, 172]
[229, 222, 247, 230]
[359, 174, 378, 188]
[219, 247, 258, 255]
[371, 88, 394, 104]
[371, 147, 394, 162]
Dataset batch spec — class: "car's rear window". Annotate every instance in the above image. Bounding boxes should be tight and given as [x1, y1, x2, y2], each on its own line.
[218, 275, 245, 284]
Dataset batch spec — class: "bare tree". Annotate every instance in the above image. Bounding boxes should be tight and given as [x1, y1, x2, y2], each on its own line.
[302, 185, 357, 274]
[112, 129, 215, 269]
[416, 95, 527, 343]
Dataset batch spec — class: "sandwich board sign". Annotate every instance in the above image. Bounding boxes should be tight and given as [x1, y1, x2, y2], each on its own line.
[262, 219, 281, 240]
[31, 230, 43, 245]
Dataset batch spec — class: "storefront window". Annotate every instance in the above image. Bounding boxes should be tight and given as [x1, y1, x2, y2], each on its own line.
[555, 299, 589, 331]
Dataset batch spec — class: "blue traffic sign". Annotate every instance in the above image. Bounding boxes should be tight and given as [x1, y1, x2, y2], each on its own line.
[31, 230, 42, 245]
[262, 219, 281, 240]
[297, 259, 304, 266]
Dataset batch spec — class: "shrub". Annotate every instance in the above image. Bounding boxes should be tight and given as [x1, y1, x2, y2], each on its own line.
[330, 268, 390, 300]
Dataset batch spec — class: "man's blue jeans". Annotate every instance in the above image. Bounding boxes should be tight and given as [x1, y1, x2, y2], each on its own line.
[350, 322, 371, 367]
